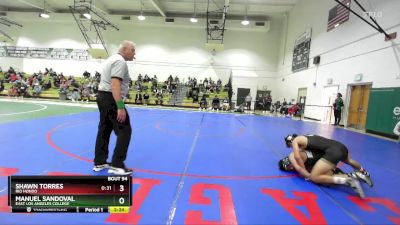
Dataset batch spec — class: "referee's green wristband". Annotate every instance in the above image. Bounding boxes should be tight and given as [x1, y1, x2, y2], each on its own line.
[116, 100, 125, 109]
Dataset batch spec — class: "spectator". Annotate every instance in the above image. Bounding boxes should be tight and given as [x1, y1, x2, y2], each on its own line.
[155, 90, 163, 105]
[135, 92, 143, 104]
[32, 78, 42, 97]
[143, 91, 150, 105]
[234, 102, 245, 113]
[83, 70, 91, 78]
[192, 94, 198, 103]
[95, 71, 101, 82]
[212, 95, 220, 111]
[222, 97, 230, 111]
[81, 86, 90, 103]
[70, 88, 80, 102]
[287, 103, 300, 117]
[17, 81, 29, 98]
[199, 95, 208, 110]
[43, 78, 52, 90]
[245, 93, 252, 110]
[333, 93, 344, 125]
[266, 94, 272, 111]
[282, 98, 288, 107]
[0, 80, 4, 93]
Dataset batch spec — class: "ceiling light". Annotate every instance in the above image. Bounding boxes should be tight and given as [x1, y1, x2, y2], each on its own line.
[138, 0, 145, 21]
[39, 12, 50, 19]
[39, 0, 49, 19]
[190, 0, 198, 23]
[91, 43, 104, 49]
[83, 13, 91, 20]
[241, 1, 250, 26]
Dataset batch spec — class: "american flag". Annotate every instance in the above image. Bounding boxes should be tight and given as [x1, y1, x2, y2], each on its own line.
[327, 0, 351, 31]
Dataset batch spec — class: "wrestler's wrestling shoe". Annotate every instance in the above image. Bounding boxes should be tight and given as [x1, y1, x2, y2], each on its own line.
[348, 170, 373, 187]
[346, 177, 365, 199]
[93, 163, 110, 172]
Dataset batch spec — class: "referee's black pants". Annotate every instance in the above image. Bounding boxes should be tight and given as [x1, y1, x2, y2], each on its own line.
[94, 91, 132, 168]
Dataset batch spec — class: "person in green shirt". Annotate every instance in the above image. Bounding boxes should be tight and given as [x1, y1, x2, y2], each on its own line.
[333, 93, 344, 125]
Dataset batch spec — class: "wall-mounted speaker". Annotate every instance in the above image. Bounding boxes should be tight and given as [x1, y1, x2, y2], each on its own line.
[313, 56, 320, 65]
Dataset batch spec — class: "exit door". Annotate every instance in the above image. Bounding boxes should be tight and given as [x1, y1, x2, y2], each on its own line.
[347, 84, 371, 129]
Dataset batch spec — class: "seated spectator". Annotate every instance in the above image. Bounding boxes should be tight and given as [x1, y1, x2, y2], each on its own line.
[287, 103, 300, 117]
[8, 84, 18, 97]
[234, 103, 245, 113]
[32, 78, 42, 98]
[17, 81, 29, 98]
[280, 102, 292, 115]
[192, 94, 198, 103]
[59, 83, 69, 100]
[212, 95, 220, 111]
[135, 92, 143, 104]
[270, 101, 281, 115]
[222, 97, 230, 111]
[81, 87, 90, 103]
[70, 88, 80, 102]
[9, 73, 18, 82]
[199, 95, 208, 110]
[143, 91, 150, 105]
[43, 78, 52, 90]
[0, 80, 4, 93]
[155, 91, 163, 105]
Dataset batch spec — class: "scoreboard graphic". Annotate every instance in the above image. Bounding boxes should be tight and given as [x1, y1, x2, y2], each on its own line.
[8, 176, 131, 213]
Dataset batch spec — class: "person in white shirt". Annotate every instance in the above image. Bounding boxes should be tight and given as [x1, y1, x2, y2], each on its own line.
[94, 40, 136, 175]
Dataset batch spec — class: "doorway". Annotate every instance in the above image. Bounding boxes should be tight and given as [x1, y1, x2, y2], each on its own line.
[322, 86, 339, 124]
[237, 88, 250, 106]
[297, 88, 307, 117]
[347, 84, 372, 129]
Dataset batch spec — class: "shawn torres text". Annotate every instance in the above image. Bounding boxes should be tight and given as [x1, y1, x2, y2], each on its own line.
[14, 183, 64, 194]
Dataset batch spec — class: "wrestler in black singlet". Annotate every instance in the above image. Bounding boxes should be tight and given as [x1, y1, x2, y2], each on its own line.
[304, 135, 348, 165]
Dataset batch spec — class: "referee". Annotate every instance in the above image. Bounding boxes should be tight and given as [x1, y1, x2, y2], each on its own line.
[93, 40, 135, 175]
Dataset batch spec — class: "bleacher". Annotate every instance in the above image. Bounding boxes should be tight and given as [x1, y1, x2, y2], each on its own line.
[0, 70, 230, 109]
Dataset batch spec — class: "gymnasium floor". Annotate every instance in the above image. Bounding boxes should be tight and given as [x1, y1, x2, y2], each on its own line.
[0, 98, 399, 225]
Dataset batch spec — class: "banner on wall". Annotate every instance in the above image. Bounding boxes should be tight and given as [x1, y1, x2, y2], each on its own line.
[292, 28, 312, 73]
[0, 46, 90, 61]
[366, 87, 400, 137]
